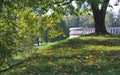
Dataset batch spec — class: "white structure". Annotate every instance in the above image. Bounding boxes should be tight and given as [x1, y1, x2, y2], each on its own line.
[69, 27, 120, 38]
[69, 27, 83, 38]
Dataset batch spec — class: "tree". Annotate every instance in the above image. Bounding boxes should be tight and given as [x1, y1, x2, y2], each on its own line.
[70, 0, 118, 33]
[52, 19, 69, 41]
[88, 0, 110, 34]
[106, 11, 115, 27]
[0, 1, 66, 69]
[65, 14, 94, 28]
[36, 0, 119, 34]
[0, 0, 119, 34]
[105, 11, 120, 27]
[116, 9, 120, 26]
[0, 0, 64, 70]
[0, 0, 119, 72]
[0, 0, 42, 71]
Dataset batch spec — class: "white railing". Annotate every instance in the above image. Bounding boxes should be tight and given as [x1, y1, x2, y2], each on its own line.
[69, 27, 83, 38]
[69, 27, 120, 38]
[107, 27, 120, 34]
[82, 27, 120, 35]
[82, 28, 95, 35]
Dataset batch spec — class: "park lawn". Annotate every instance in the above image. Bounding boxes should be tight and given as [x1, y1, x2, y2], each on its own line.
[2, 35, 120, 75]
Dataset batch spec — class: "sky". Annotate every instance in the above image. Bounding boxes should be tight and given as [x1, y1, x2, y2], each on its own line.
[46, 0, 120, 16]
[107, 0, 120, 15]
[72, 0, 120, 14]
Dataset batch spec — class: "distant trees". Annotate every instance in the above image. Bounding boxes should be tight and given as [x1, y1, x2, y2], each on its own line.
[116, 10, 120, 26]
[106, 11, 115, 27]
[42, 19, 69, 42]
[106, 10, 120, 27]
[63, 11, 120, 29]
[64, 14, 94, 28]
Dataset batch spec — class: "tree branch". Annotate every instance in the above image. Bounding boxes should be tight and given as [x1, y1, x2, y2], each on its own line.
[39, 0, 64, 14]
[101, 0, 110, 12]
[0, 0, 4, 12]
[0, 0, 3, 6]
[62, 0, 74, 5]
[39, 0, 74, 14]
[0, 55, 40, 73]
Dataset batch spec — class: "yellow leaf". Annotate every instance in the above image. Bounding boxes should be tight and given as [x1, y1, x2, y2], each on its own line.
[22, 67, 26, 70]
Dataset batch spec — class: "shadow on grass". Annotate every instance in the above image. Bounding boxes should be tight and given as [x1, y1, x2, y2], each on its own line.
[50, 37, 120, 50]
[2, 35, 120, 75]
[3, 49, 120, 75]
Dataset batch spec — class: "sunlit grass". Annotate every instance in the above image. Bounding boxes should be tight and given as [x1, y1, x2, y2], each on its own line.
[2, 35, 120, 75]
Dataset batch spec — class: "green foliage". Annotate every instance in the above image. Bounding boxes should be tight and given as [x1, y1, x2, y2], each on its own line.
[0, 2, 41, 70]
[106, 12, 120, 27]
[38, 12, 65, 42]
[64, 14, 94, 28]
[47, 19, 69, 42]
[1, 35, 120, 75]
[0, 0, 69, 70]
[3, 0, 49, 72]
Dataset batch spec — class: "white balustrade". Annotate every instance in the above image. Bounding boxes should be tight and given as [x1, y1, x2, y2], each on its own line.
[69, 27, 120, 38]
[82, 28, 95, 35]
[69, 27, 83, 38]
[107, 27, 120, 34]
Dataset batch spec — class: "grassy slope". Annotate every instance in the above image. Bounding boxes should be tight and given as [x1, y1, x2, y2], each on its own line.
[2, 35, 120, 75]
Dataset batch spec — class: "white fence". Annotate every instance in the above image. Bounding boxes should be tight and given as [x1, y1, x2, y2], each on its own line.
[69, 27, 83, 38]
[69, 27, 120, 38]
[82, 27, 120, 34]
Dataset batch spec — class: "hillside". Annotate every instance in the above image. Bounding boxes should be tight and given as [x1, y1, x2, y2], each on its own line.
[2, 35, 120, 75]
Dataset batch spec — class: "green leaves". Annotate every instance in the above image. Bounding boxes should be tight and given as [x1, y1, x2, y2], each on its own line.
[0, 2, 41, 70]
[0, 0, 68, 69]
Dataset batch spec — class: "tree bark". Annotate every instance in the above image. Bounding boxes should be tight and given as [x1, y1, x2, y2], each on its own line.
[90, 0, 110, 34]
[92, 8, 108, 34]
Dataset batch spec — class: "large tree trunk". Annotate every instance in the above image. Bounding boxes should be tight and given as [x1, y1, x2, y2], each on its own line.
[90, 0, 110, 34]
[93, 8, 108, 34]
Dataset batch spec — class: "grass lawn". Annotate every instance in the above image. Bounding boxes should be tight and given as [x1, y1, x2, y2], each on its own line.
[1, 35, 120, 75]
